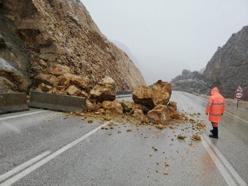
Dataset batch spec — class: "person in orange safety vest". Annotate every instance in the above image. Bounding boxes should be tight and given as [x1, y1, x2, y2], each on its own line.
[205, 87, 225, 139]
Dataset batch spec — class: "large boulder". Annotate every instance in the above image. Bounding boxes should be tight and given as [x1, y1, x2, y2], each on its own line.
[90, 76, 116, 102]
[102, 100, 123, 114]
[147, 104, 169, 124]
[133, 80, 172, 109]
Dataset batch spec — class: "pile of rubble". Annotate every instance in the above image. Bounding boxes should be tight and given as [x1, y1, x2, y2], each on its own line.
[35, 70, 204, 131]
[66, 77, 189, 129]
[34, 64, 92, 96]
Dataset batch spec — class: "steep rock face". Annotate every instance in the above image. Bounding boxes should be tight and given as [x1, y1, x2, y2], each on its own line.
[0, 0, 145, 93]
[0, 5, 31, 93]
[204, 26, 248, 100]
[172, 26, 248, 100]
[171, 69, 209, 94]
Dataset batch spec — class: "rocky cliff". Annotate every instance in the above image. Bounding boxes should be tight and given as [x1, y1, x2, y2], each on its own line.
[172, 26, 248, 100]
[204, 26, 248, 100]
[0, 0, 145, 94]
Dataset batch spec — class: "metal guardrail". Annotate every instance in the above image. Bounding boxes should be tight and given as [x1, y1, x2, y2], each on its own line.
[29, 91, 87, 112]
[116, 94, 132, 99]
[0, 93, 29, 114]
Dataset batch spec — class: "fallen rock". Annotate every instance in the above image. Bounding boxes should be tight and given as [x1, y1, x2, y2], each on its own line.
[147, 104, 169, 124]
[133, 80, 171, 109]
[90, 76, 116, 102]
[37, 83, 53, 92]
[132, 109, 149, 123]
[152, 146, 158, 152]
[121, 102, 132, 114]
[192, 134, 201, 141]
[35, 73, 58, 87]
[155, 124, 166, 130]
[66, 85, 81, 96]
[102, 100, 123, 114]
[168, 101, 177, 112]
[177, 134, 187, 140]
[58, 73, 90, 90]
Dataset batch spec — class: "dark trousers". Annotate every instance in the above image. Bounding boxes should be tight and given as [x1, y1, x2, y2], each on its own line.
[211, 122, 218, 137]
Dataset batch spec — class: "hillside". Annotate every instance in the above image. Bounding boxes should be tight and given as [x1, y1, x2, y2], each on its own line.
[204, 26, 248, 100]
[0, 0, 145, 94]
[172, 26, 248, 100]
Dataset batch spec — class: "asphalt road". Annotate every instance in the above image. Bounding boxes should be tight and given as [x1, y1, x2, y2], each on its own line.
[0, 92, 247, 186]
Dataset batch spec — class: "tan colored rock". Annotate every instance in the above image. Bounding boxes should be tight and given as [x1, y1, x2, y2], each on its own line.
[133, 80, 172, 109]
[152, 80, 172, 105]
[81, 90, 88, 98]
[102, 101, 123, 114]
[37, 83, 53, 92]
[132, 109, 149, 123]
[47, 64, 70, 76]
[90, 76, 116, 102]
[168, 101, 177, 112]
[35, 73, 58, 86]
[147, 105, 169, 124]
[131, 103, 143, 111]
[192, 134, 201, 141]
[66, 85, 81, 96]
[58, 73, 90, 90]
[86, 99, 97, 112]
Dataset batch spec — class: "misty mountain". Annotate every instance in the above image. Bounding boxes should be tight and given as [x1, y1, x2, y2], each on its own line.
[172, 26, 248, 100]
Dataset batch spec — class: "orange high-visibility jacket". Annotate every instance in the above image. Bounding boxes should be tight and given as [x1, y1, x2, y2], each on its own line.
[205, 87, 225, 124]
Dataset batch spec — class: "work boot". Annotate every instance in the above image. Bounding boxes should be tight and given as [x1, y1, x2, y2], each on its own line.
[209, 134, 218, 139]
[209, 127, 218, 139]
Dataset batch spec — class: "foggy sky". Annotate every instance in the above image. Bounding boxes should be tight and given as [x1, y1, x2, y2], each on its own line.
[81, 0, 248, 83]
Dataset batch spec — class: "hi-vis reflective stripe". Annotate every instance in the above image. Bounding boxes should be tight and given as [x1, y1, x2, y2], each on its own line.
[212, 102, 225, 106]
[210, 113, 222, 117]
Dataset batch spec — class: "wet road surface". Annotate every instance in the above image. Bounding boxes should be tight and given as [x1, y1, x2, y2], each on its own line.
[0, 92, 247, 186]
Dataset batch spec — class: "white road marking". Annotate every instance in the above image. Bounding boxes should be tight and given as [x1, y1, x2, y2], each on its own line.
[0, 122, 110, 186]
[201, 136, 237, 186]
[0, 151, 51, 183]
[0, 111, 47, 121]
[204, 135, 247, 186]
[180, 92, 247, 185]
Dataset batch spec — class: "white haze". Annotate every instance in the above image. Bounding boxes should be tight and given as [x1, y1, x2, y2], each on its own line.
[82, 0, 248, 83]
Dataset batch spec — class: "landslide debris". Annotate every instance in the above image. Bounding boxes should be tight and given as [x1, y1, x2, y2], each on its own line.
[72, 79, 202, 131]
[133, 80, 171, 110]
